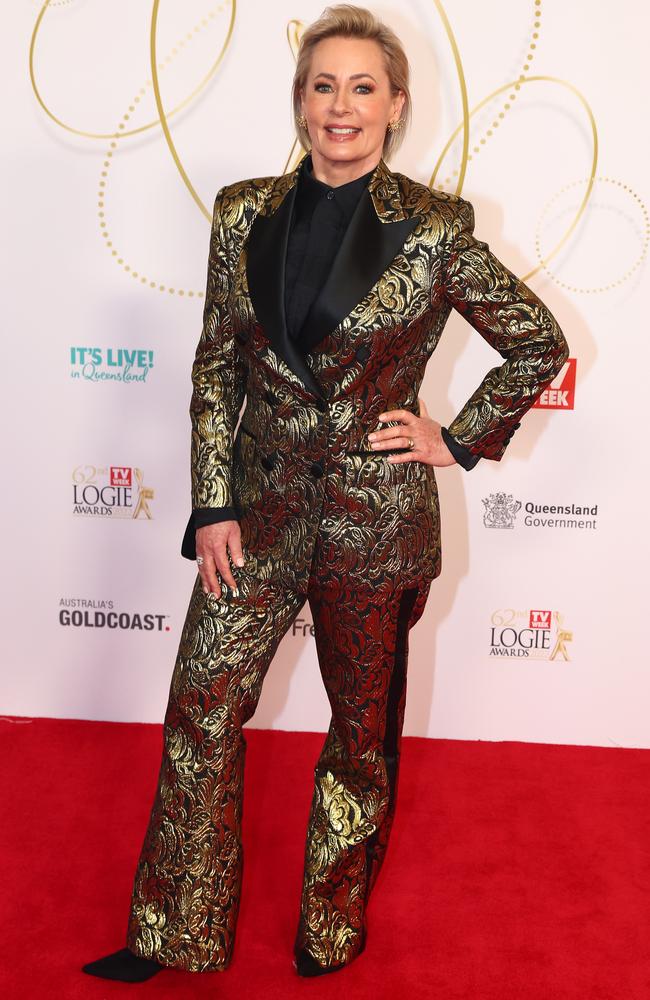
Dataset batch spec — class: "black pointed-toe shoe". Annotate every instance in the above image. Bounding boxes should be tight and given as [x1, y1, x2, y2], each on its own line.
[293, 929, 367, 977]
[81, 947, 165, 983]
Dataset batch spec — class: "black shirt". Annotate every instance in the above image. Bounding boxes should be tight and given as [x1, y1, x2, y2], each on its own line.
[284, 153, 374, 341]
[192, 155, 478, 529]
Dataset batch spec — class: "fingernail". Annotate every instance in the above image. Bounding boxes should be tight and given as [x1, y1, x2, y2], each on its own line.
[203, 587, 208, 594]
[233, 588, 239, 597]
[368, 433, 376, 441]
[236, 557, 245, 566]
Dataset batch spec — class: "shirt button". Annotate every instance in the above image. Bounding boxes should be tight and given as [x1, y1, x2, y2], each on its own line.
[326, 190, 334, 200]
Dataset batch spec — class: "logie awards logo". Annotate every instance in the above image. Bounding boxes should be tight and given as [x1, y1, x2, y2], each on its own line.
[72, 466, 154, 518]
[489, 609, 573, 661]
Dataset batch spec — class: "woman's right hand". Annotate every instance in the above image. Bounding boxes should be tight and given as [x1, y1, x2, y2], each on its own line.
[196, 521, 245, 598]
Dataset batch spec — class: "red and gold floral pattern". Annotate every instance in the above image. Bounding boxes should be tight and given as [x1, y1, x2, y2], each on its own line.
[126, 155, 568, 971]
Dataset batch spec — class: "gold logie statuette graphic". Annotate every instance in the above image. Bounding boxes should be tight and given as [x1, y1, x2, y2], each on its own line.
[549, 612, 572, 661]
[133, 467, 154, 519]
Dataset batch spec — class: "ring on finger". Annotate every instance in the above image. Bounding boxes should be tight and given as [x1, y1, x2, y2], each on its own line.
[407, 437, 415, 449]
[196, 555, 204, 566]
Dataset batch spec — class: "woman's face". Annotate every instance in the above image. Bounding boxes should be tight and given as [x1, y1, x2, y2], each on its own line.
[300, 36, 404, 174]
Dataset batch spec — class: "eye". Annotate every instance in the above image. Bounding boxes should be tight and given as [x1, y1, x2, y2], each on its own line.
[313, 81, 374, 94]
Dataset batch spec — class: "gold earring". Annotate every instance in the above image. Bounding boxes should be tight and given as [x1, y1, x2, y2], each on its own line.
[295, 113, 307, 128]
[387, 118, 403, 133]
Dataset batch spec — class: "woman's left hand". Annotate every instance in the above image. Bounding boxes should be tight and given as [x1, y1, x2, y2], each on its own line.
[367, 396, 457, 467]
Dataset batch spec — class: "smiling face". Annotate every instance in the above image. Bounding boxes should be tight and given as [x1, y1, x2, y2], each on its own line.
[299, 35, 405, 183]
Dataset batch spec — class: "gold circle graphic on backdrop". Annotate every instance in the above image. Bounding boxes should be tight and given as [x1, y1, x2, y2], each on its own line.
[29, 0, 644, 297]
[435, 0, 543, 191]
[29, 0, 236, 141]
[432, 74, 599, 282]
[535, 177, 649, 293]
[100, 3, 234, 296]
[30, 0, 236, 295]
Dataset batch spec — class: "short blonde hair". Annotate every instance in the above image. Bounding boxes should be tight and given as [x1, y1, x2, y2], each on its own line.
[291, 4, 411, 159]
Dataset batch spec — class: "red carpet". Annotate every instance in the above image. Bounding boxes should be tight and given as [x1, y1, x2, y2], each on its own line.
[0, 716, 647, 999]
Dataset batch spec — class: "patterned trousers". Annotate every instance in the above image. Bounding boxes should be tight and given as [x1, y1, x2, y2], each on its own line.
[126, 546, 431, 972]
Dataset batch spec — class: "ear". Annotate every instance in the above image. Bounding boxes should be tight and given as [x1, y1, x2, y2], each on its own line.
[392, 89, 406, 120]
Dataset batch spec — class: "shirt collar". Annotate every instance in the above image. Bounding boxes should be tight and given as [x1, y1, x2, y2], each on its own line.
[297, 152, 374, 220]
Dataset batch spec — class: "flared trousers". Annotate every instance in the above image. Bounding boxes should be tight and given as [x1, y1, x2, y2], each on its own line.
[125, 532, 431, 973]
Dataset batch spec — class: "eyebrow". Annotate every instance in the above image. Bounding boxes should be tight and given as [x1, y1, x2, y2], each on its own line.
[313, 72, 377, 82]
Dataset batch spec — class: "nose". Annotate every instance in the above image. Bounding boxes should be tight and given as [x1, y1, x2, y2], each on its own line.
[330, 92, 353, 116]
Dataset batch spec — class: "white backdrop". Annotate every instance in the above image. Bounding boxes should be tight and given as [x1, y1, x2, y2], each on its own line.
[2, 1, 648, 748]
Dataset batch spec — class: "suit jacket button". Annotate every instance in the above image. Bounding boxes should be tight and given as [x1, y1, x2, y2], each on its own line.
[310, 461, 324, 478]
[261, 453, 276, 471]
[355, 344, 370, 363]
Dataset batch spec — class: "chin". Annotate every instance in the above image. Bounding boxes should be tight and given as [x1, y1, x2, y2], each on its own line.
[314, 142, 371, 161]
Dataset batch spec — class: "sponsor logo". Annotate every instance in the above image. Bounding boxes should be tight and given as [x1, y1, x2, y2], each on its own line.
[532, 357, 576, 409]
[482, 494, 598, 530]
[482, 493, 522, 529]
[59, 597, 171, 631]
[291, 617, 316, 638]
[70, 347, 154, 383]
[489, 609, 573, 660]
[72, 466, 154, 518]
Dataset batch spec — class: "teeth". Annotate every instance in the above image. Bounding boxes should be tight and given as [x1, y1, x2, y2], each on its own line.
[327, 127, 358, 134]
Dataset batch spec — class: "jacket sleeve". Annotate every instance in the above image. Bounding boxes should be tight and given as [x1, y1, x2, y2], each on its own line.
[441, 196, 570, 462]
[190, 184, 247, 512]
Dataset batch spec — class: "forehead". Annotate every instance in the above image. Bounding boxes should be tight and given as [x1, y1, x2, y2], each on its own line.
[307, 35, 387, 76]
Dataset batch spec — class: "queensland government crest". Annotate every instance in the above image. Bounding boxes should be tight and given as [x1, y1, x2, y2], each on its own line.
[482, 492, 522, 529]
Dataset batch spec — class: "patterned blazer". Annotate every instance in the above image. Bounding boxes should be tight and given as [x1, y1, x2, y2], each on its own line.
[181, 153, 569, 592]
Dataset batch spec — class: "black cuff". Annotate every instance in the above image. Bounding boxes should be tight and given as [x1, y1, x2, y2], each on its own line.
[181, 507, 240, 561]
[192, 506, 239, 527]
[441, 426, 481, 471]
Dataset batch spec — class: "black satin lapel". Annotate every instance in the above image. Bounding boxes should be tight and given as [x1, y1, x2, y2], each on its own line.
[299, 189, 420, 353]
[245, 183, 325, 401]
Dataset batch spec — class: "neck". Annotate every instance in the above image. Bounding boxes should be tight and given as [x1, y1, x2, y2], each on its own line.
[308, 149, 381, 187]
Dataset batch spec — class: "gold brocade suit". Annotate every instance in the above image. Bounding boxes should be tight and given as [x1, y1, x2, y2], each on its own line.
[126, 154, 569, 973]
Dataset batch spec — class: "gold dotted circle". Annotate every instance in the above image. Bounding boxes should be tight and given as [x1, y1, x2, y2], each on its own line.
[98, 5, 229, 296]
[443, 0, 542, 186]
[535, 176, 650, 293]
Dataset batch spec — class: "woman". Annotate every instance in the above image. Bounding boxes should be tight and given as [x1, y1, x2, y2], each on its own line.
[83, 3, 569, 983]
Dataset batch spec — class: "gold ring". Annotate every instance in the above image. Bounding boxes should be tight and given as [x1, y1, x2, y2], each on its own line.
[408, 437, 415, 449]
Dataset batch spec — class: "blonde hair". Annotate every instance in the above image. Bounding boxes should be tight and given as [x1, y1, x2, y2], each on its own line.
[291, 4, 411, 159]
